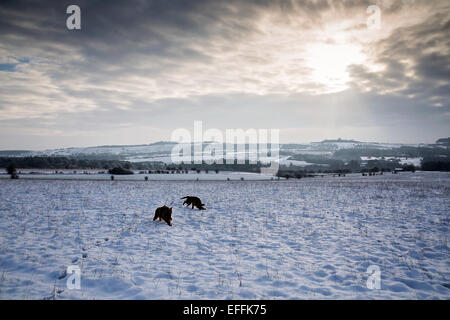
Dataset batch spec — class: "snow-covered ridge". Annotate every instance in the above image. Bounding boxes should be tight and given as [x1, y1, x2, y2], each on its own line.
[0, 140, 427, 164]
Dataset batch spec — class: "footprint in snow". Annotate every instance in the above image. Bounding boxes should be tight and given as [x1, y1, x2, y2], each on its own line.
[58, 269, 67, 280]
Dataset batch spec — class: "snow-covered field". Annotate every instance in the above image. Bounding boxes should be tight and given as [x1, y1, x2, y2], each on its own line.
[0, 172, 449, 299]
[0, 171, 276, 181]
[360, 156, 423, 167]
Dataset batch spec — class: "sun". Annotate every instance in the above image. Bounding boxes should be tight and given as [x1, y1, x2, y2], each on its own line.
[305, 42, 366, 93]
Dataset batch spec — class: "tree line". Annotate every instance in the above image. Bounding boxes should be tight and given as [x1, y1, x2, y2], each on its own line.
[0, 156, 263, 173]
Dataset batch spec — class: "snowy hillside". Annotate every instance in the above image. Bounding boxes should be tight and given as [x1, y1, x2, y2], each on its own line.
[0, 140, 425, 165]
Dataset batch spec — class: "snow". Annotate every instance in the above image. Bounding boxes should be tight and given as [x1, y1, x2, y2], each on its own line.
[0, 171, 276, 181]
[2, 141, 425, 164]
[361, 156, 422, 166]
[0, 171, 449, 299]
[276, 157, 317, 167]
[399, 157, 422, 166]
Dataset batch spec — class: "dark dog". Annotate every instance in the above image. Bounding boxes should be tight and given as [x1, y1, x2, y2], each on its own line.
[153, 205, 173, 226]
[181, 196, 206, 210]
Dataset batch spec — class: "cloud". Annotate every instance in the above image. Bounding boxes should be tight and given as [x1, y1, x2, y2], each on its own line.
[348, 9, 450, 109]
[0, 0, 449, 148]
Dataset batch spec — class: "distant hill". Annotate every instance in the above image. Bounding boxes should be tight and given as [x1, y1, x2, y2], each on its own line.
[148, 141, 178, 146]
[0, 139, 441, 165]
[436, 137, 450, 146]
[0, 150, 33, 156]
[319, 138, 361, 143]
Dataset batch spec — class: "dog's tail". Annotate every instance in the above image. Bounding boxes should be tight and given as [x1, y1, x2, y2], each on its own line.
[180, 196, 189, 199]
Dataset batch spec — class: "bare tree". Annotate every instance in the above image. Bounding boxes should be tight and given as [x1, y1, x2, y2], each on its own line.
[6, 163, 18, 179]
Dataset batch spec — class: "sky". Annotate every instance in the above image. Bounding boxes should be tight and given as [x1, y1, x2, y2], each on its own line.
[0, 0, 449, 150]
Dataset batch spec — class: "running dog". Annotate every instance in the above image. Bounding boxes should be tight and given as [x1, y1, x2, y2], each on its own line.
[153, 205, 173, 226]
[181, 196, 206, 210]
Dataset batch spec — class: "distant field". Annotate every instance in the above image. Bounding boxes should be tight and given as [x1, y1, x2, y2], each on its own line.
[0, 171, 276, 181]
[0, 172, 449, 299]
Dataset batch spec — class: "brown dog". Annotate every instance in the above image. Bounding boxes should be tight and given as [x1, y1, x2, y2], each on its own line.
[153, 205, 173, 226]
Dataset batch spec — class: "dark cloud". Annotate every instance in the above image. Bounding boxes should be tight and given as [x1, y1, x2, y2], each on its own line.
[348, 10, 450, 109]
